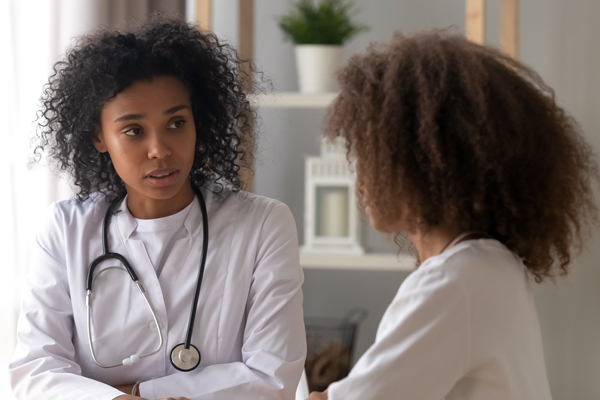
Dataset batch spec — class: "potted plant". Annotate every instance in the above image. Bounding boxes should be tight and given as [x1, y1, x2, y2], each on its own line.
[277, 0, 368, 93]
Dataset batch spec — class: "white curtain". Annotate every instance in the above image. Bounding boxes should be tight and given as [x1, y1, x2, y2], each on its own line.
[1, 2, 67, 397]
[0, 1, 185, 397]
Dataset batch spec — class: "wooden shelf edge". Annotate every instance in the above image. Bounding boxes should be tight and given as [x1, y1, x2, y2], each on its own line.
[300, 252, 416, 271]
[250, 92, 338, 108]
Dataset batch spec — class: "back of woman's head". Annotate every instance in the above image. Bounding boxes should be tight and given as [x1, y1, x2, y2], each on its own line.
[327, 31, 598, 281]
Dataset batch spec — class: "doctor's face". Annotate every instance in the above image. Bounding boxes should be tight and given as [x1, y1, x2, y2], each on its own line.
[95, 75, 197, 217]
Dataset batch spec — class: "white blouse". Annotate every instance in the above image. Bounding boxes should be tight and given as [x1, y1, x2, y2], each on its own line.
[131, 199, 193, 277]
[328, 239, 552, 400]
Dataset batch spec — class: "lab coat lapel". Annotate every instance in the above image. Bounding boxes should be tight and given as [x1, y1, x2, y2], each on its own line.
[159, 189, 236, 368]
[115, 198, 169, 344]
[158, 196, 201, 297]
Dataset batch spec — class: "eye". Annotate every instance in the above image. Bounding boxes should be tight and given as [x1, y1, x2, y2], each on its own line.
[168, 119, 186, 130]
[123, 127, 141, 136]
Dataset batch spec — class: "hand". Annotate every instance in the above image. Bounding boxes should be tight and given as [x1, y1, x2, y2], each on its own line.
[114, 384, 135, 395]
[307, 389, 328, 400]
[112, 383, 191, 400]
[113, 384, 148, 399]
[113, 395, 189, 400]
[155, 398, 192, 400]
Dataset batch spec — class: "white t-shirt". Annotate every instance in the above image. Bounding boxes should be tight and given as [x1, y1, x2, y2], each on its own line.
[129, 199, 194, 277]
[328, 239, 552, 400]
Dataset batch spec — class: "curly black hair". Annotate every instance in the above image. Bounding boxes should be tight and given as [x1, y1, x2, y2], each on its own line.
[35, 16, 255, 201]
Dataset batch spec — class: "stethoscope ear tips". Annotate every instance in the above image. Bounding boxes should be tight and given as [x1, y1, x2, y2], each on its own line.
[170, 343, 201, 372]
[123, 354, 140, 366]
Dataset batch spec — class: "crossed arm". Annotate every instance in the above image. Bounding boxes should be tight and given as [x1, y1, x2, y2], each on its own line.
[113, 384, 190, 400]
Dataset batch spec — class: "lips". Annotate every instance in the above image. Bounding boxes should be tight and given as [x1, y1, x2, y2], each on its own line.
[146, 168, 179, 187]
[147, 168, 177, 177]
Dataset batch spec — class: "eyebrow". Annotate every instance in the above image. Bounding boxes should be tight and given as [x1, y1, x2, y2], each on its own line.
[114, 113, 145, 123]
[113, 104, 190, 123]
[164, 104, 190, 115]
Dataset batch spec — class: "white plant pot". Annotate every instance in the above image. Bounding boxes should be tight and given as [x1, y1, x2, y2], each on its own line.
[295, 45, 343, 93]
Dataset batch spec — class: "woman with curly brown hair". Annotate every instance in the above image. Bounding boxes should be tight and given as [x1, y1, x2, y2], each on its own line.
[308, 31, 598, 400]
[9, 17, 305, 400]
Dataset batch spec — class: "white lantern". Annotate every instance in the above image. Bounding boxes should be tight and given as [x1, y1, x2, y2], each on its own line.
[302, 139, 364, 254]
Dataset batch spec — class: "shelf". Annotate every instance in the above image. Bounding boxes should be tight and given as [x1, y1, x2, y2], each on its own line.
[300, 252, 415, 271]
[250, 92, 338, 108]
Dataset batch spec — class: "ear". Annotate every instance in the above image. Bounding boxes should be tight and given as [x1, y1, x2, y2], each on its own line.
[93, 126, 108, 153]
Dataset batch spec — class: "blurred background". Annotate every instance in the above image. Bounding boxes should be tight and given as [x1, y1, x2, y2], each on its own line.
[1, 0, 599, 399]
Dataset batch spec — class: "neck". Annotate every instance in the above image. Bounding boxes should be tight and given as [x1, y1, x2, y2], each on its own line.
[125, 180, 195, 219]
[407, 224, 461, 264]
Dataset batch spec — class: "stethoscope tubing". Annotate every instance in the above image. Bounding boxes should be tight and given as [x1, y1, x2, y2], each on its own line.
[86, 184, 208, 371]
[184, 184, 209, 350]
[86, 278, 164, 368]
[86, 195, 138, 290]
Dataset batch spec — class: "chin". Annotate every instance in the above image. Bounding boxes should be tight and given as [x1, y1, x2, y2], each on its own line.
[147, 185, 186, 200]
[366, 209, 403, 233]
[367, 215, 392, 233]
[149, 191, 181, 201]
[128, 181, 185, 201]
[372, 222, 396, 233]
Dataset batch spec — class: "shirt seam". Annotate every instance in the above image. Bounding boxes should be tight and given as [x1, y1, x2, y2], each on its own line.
[54, 203, 71, 300]
[455, 276, 473, 378]
[215, 192, 237, 359]
[424, 248, 474, 377]
[252, 200, 278, 272]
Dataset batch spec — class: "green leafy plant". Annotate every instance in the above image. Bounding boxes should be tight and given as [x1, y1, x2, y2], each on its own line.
[277, 0, 369, 45]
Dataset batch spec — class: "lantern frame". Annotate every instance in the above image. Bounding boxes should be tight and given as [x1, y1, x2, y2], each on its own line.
[302, 154, 364, 255]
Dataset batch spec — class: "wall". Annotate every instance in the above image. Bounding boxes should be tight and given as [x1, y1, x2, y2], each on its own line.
[520, 2, 600, 398]
[210, 1, 600, 399]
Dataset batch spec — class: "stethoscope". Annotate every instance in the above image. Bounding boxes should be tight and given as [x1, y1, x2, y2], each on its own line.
[86, 183, 208, 372]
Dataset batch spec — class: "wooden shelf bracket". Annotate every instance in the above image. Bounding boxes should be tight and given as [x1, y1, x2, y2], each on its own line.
[466, 0, 519, 59]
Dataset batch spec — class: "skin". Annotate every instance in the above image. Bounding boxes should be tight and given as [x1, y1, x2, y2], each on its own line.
[114, 395, 190, 400]
[307, 389, 329, 400]
[365, 205, 461, 263]
[94, 75, 197, 220]
[94, 75, 196, 400]
[307, 205, 461, 400]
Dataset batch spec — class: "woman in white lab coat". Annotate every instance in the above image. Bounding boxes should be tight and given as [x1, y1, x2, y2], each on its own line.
[9, 18, 306, 400]
[308, 32, 598, 399]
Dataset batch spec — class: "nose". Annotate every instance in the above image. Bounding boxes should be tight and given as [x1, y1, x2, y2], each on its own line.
[147, 131, 171, 159]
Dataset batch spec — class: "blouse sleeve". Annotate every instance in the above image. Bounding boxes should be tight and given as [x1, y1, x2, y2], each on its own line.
[9, 203, 125, 400]
[138, 202, 307, 400]
[327, 267, 471, 400]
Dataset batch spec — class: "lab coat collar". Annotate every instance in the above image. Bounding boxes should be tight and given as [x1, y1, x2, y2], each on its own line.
[115, 190, 208, 240]
[184, 195, 204, 238]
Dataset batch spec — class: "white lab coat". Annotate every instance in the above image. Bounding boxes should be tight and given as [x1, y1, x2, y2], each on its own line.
[9, 188, 306, 400]
[328, 239, 552, 400]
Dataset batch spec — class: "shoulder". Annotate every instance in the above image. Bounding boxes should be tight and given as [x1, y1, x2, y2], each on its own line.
[221, 188, 289, 212]
[209, 189, 298, 257]
[42, 192, 114, 241]
[209, 188, 294, 228]
[408, 239, 530, 311]
[35, 192, 112, 262]
[417, 239, 521, 278]
[44, 191, 110, 225]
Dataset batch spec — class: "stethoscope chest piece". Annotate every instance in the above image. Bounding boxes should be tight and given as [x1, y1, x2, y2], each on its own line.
[170, 343, 201, 372]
